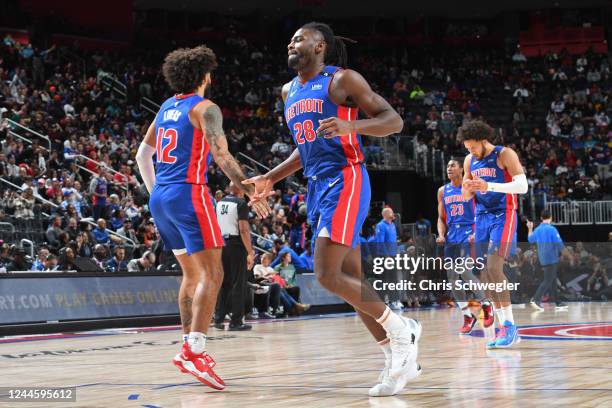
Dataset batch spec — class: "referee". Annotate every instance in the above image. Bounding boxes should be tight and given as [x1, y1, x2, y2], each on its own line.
[214, 182, 255, 331]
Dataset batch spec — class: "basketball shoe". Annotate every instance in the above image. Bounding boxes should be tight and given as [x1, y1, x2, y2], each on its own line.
[172, 341, 225, 390]
[369, 317, 422, 397]
[460, 313, 477, 335]
[481, 299, 495, 328]
[494, 320, 520, 348]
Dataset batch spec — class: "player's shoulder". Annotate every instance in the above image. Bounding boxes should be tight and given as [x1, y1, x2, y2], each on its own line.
[281, 81, 294, 102]
[333, 68, 366, 84]
[498, 145, 518, 156]
[437, 185, 446, 195]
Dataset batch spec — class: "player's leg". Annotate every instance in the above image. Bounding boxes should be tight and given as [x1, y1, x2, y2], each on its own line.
[315, 168, 421, 396]
[171, 184, 226, 389]
[174, 250, 198, 335]
[149, 185, 193, 341]
[341, 245, 403, 388]
[473, 214, 495, 330]
[487, 211, 519, 348]
[341, 245, 387, 341]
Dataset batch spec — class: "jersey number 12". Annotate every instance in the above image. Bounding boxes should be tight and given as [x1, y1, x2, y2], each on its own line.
[156, 128, 178, 164]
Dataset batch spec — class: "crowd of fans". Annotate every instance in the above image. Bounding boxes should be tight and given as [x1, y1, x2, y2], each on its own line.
[0, 25, 610, 287]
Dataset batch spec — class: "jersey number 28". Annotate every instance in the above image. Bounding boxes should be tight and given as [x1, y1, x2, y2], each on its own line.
[294, 119, 316, 144]
[156, 127, 178, 164]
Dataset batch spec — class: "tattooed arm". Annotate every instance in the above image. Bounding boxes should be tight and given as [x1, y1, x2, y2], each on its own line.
[193, 101, 271, 218]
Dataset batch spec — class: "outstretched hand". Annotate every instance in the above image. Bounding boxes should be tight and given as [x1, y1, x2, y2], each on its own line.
[242, 175, 275, 219]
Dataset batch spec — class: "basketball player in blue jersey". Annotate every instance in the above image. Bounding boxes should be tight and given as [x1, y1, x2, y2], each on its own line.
[136, 46, 270, 390]
[436, 159, 489, 335]
[460, 121, 528, 349]
[243, 22, 421, 397]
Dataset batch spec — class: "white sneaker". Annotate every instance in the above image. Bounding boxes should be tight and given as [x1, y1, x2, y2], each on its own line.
[377, 358, 391, 383]
[369, 361, 422, 397]
[369, 317, 423, 397]
[529, 301, 544, 311]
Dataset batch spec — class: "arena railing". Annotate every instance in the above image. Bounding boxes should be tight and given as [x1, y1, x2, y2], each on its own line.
[140, 96, 160, 116]
[0, 177, 137, 247]
[5, 119, 53, 152]
[72, 154, 129, 191]
[545, 200, 612, 225]
[593, 201, 612, 225]
[97, 70, 127, 100]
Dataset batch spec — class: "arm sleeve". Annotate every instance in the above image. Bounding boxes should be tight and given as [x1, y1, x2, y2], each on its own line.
[486, 174, 528, 194]
[136, 143, 156, 193]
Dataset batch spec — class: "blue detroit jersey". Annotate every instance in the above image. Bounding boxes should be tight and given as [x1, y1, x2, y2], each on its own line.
[470, 145, 517, 214]
[443, 183, 476, 226]
[284, 65, 364, 177]
[154, 94, 212, 185]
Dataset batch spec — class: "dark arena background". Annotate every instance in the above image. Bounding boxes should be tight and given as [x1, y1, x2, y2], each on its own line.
[0, 0, 611, 406]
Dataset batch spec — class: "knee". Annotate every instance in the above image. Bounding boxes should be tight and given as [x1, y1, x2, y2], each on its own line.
[204, 265, 224, 288]
[315, 268, 340, 290]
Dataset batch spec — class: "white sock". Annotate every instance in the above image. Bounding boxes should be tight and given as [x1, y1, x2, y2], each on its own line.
[457, 302, 471, 316]
[376, 306, 405, 333]
[496, 309, 505, 327]
[378, 338, 391, 361]
[501, 306, 514, 325]
[187, 332, 206, 354]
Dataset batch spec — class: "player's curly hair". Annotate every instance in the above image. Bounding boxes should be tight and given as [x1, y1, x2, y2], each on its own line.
[162, 45, 218, 93]
[458, 120, 494, 142]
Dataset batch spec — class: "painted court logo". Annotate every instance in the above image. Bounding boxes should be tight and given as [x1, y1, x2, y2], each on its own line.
[518, 322, 612, 341]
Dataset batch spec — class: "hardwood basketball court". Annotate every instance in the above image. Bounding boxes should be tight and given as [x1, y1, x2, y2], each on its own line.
[1, 302, 611, 407]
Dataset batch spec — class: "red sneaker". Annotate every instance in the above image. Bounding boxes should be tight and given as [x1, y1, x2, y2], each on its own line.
[172, 341, 225, 390]
[481, 299, 495, 328]
[460, 314, 477, 335]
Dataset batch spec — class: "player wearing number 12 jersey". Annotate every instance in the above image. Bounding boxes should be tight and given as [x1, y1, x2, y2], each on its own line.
[136, 46, 270, 391]
[243, 22, 421, 397]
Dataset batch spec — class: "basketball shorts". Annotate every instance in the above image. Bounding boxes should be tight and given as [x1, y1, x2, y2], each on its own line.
[149, 183, 223, 255]
[444, 224, 474, 260]
[306, 164, 371, 248]
[474, 210, 518, 259]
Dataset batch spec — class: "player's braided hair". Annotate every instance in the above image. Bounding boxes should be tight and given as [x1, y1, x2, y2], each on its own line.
[301, 22, 356, 68]
[162, 45, 218, 93]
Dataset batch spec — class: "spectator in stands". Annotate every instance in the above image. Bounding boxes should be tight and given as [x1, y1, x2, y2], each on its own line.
[0, 243, 9, 273]
[45, 215, 63, 250]
[10, 188, 35, 219]
[75, 231, 93, 258]
[92, 244, 109, 270]
[415, 214, 432, 237]
[6, 246, 31, 272]
[254, 253, 309, 316]
[92, 218, 121, 245]
[299, 242, 314, 272]
[31, 246, 50, 271]
[116, 219, 138, 244]
[273, 252, 302, 303]
[89, 167, 108, 220]
[64, 217, 79, 241]
[43, 254, 59, 272]
[127, 250, 155, 273]
[58, 246, 77, 271]
[105, 246, 128, 273]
